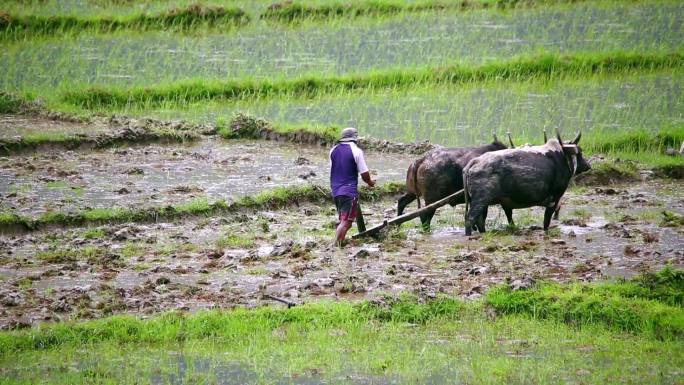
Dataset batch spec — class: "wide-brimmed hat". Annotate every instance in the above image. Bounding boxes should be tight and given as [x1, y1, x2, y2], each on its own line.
[339, 127, 359, 142]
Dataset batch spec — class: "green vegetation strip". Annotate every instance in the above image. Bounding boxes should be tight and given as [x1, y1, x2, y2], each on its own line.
[0, 182, 404, 232]
[487, 268, 684, 340]
[225, 113, 684, 177]
[261, 0, 586, 21]
[0, 4, 249, 39]
[61, 52, 684, 109]
[1, 269, 681, 358]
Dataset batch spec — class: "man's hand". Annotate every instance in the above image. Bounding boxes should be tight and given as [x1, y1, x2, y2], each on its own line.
[361, 171, 375, 188]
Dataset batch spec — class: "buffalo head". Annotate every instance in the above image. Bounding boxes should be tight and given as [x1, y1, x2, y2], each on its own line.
[557, 131, 590, 175]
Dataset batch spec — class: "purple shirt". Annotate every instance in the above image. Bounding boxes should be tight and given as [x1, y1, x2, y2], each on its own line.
[330, 142, 369, 198]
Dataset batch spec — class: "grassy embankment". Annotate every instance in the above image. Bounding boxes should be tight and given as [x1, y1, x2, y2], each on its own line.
[58, 51, 684, 110]
[0, 0, 631, 29]
[0, 182, 404, 232]
[0, 269, 682, 383]
[259, 0, 599, 21]
[0, 4, 249, 39]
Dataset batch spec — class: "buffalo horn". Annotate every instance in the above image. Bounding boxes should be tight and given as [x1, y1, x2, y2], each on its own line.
[507, 131, 515, 148]
[543, 128, 548, 142]
[492, 131, 499, 143]
[571, 130, 582, 144]
[556, 130, 563, 146]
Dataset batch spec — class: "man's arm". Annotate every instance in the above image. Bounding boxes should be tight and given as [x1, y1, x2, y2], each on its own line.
[361, 171, 375, 187]
[352, 144, 375, 187]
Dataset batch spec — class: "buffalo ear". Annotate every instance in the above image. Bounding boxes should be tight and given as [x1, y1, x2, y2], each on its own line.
[571, 131, 582, 144]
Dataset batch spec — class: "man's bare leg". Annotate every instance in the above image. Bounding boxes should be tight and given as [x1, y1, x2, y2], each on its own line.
[335, 220, 353, 246]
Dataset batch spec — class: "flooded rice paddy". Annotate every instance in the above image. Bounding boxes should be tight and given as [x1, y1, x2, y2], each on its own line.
[1, 131, 682, 330]
[0, 114, 108, 139]
[140, 71, 684, 146]
[2, 2, 682, 93]
[0, 139, 411, 217]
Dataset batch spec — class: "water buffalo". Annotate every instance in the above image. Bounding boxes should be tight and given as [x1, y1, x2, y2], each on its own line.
[397, 134, 509, 230]
[463, 132, 590, 235]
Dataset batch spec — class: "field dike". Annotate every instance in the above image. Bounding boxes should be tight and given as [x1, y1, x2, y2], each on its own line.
[0, 269, 681, 357]
[0, 182, 404, 233]
[0, 115, 213, 156]
[60, 52, 684, 109]
[224, 113, 435, 154]
[0, 4, 249, 39]
[260, 0, 594, 21]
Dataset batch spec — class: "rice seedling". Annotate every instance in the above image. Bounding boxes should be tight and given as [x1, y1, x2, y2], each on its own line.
[2, 1, 681, 97]
[116, 70, 684, 153]
[53, 52, 684, 110]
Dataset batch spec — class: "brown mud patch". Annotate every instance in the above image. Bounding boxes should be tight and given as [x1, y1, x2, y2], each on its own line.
[0, 180, 682, 330]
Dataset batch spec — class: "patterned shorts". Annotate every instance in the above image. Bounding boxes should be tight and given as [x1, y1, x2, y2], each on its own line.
[334, 195, 359, 222]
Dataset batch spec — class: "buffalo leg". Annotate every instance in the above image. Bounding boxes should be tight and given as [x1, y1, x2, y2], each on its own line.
[465, 202, 487, 236]
[503, 206, 514, 226]
[474, 206, 488, 233]
[543, 206, 556, 231]
[397, 193, 416, 216]
[420, 209, 436, 231]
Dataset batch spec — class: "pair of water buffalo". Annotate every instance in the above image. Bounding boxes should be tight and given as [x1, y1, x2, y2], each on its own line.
[397, 131, 590, 235]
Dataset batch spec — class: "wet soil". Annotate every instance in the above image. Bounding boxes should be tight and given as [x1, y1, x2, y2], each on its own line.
[0, 139, 411, 217]
[0, 180, 682, 330]
[0, 114, 106, 139]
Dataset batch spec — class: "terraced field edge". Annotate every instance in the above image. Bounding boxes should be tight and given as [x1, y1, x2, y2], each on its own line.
[60, 51, 684, 109]
[0, 4, 249, 39]
[0, 268, 681, 357]
[0, 182, 405, 233]
[260, 0, 600, 21]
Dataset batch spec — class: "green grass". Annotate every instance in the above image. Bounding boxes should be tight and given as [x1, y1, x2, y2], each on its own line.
[216, 233, 256, 248]
[487, 268, 684, 340]
[82, 228, 106, 239]
[0, 91, 25, 113]
[0, 4, 249, 39]
[0, 271, 682, 383]
[260, 0, 611, 22]
[59, 51, 684, 109]
[219, 113, 339, 144]
[661, 210, 684, 227]
[36, 246, 108, 264]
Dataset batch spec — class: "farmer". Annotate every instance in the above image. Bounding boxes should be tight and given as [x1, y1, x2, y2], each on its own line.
[330, 127, 375, 246]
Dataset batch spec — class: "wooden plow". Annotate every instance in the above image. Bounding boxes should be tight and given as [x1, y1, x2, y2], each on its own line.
[353, 189, 464, 239]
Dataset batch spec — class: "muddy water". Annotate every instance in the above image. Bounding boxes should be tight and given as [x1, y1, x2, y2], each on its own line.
[0, 139, 411, 217]
[0, 114, 107, 139]
[0, 180, 682, 330]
